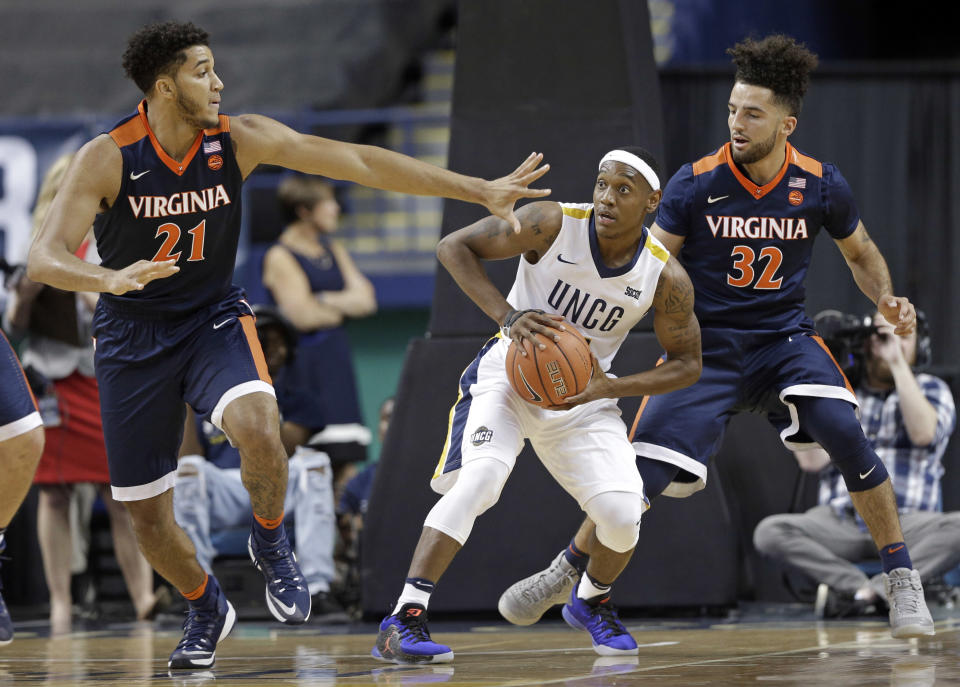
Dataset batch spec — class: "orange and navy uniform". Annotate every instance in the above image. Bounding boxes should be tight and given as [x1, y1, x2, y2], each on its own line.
[0, 331, 41, 441]
[94, 100, 243, 316]
[656, 141, 858, 332]
[90, 101, 273, 501]
[627, 143, 863, 497]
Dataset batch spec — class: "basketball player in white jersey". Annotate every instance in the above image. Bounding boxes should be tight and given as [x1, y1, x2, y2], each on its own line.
[371, 147, 702, 663]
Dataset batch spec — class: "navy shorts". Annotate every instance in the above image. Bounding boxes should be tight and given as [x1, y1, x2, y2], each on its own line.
[0, 331, 41, 441]
[93, 287, 274, 500]
[629, 326, 856, 497]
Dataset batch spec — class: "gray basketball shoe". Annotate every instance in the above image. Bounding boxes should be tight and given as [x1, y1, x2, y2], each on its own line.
[498, 552, 580, 625]
[885, 568, 935, 638]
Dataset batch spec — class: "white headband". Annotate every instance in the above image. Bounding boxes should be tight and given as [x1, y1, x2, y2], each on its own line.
[599, 150, 660, 191]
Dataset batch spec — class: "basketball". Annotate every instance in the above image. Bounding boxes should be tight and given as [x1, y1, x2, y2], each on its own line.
[505, 326, 593, 408]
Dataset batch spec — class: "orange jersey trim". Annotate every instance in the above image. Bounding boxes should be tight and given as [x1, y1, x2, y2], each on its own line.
[692, 147, 727, 176]
[724, 142, 791, 200]
[788, 145, 823, 178]
[811, 335, 855, 396]
[239, 315, 272, 385]
[136, 100, 203, 177]
[203, 114, 231, 136]
[109, 116, 148, 149]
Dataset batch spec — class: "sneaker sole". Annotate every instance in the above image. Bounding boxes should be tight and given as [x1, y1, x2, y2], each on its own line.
[247, 537, 311, 624]
[0, 637, 11, 647]
[373, 627, 454, 664]
[371, 646, 455, 665]
[891, 623, 936, 638]
[168, 601, 237, 670]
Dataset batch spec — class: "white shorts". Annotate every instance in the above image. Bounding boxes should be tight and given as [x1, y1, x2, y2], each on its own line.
[431, 336, 644, 508]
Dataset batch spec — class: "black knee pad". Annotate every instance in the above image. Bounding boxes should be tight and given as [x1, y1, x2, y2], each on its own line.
[793, 396, 888, 491]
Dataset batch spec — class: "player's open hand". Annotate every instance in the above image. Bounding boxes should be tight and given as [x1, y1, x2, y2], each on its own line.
[508, 310, 565, 355]
[554, 355, 611, 410]
[878, 295, 916, 336]
[106, 259, 179, 295]
[483, 152, 551, 233]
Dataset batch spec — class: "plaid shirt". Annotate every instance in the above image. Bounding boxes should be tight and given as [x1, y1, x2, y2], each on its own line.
[820, 373, 957, 525]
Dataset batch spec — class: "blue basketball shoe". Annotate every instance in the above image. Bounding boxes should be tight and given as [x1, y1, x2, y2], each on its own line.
[372, 603, 454, 664]
[247, 527, 311, 623]
[168, 579, 237, 670]
[562, 589, 638, 656]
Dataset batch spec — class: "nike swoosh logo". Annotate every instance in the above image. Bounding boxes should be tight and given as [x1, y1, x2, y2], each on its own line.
[270, 596, 298, 616]
[557, 254, 576, 264]
[706, 195, 729, 204]
[859, 465, 876, 480]
[887, 544, 905, 554]
[517, 367, 543, 403]
[130, 170, 151, 180]
[213, 318, 234, 330]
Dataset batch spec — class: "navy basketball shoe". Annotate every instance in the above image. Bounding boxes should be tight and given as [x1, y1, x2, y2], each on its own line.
[0, 558, 12, 646]
[168, 579, 237, 670]
[248, 526, 311, 623]
[372, 603, 454, 664]
[562, 589, 638, 656]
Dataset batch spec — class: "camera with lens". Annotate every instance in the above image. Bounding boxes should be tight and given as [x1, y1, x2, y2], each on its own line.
[814, 308, 931, 386]
[813, 309, 876, 386]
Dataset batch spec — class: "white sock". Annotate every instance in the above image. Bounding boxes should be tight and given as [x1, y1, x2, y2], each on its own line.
[577, 572, 612, 601]
[392, 582, 433, 615]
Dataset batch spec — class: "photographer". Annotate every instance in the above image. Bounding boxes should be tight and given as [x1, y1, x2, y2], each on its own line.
[754, 310, 959, 616]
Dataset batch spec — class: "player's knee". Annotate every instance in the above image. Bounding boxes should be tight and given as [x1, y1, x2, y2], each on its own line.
[586, 492, 645, 553]
[4, 426, 44, 468]
[221, 396, 282, 454]
[450, 459, 509, 515]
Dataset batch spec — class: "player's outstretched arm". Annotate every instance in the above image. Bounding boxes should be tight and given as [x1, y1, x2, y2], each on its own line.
[436, 201, 565, 343]
[230, 115, 550, 232]
[27, 136, 179, 295]
[834, 221, 915, 335]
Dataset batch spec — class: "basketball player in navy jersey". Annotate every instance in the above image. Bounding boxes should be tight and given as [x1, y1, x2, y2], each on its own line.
[0, 336, 45, 645]
[26, 21, 549, 669]
[500, 35, 935, 639]
[371, 147, 702, 663]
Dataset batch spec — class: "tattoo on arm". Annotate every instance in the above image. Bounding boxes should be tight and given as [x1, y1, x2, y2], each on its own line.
[655, 267, 694, 315]
[654, 262, 701, 357]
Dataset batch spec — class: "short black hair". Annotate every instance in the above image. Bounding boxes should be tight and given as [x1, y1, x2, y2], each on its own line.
[727, 34, 819, 116]
[604, 146, 662, 191]
[122, 21, 210, 94]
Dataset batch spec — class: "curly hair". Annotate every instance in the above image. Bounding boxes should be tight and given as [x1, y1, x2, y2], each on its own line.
[122, 21, 210, 94]
[727, 35, 819, 116]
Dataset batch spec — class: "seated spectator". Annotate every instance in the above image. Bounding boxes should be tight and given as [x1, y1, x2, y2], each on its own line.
[4, 153, 162, 634]
[173, 305, 346, 622]
[261, 176, 377, 500]
[755, 310, 959, 617]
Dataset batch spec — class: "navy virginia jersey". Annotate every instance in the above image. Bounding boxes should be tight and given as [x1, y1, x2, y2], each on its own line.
[94, 100, 243, 316]
[656, 141, 859, 331]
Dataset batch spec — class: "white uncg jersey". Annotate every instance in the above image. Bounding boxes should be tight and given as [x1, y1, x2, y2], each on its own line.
[504, 202, 669, 371]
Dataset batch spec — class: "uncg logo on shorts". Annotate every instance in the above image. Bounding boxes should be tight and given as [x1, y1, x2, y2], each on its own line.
[470, 426, 494, 446]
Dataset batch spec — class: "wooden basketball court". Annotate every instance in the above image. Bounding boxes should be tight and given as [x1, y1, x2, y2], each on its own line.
[2, 609, 957, 685]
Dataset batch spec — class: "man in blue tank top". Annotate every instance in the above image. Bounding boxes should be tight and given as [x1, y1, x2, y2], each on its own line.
[499, 34, 935, 640]
[26, 21, 550, 670]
